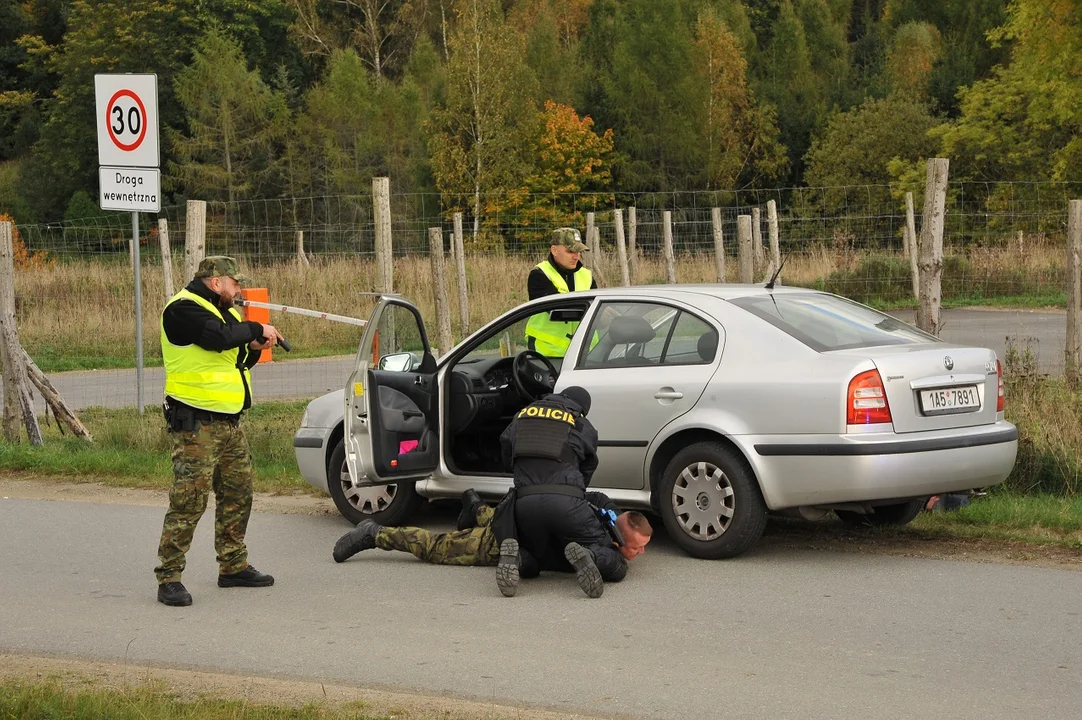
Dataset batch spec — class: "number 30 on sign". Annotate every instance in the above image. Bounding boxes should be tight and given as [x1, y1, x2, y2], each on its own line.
[94, 74, 159, 168]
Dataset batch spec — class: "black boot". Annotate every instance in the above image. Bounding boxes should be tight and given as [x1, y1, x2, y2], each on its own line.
[157, 581, 192, 606]
[564, 542, 603, 598]
[496, 538, 520, 597]
[218, 565, 275, 588]
[332, 519, 381, 562]
[456, 489, 482, 531]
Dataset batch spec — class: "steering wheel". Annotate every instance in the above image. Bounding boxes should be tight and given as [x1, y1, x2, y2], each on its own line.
[512, 350, 559, 401]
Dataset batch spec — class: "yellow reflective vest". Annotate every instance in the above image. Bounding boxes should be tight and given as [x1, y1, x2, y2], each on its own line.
[161, 289, 251, 414]
[524, 261, 593, 357]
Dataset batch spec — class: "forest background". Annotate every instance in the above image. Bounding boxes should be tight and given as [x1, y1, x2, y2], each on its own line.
[1, 0, 1080, 239]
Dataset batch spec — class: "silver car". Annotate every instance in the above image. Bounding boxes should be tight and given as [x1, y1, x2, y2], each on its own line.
[294, 285, 1018, 559]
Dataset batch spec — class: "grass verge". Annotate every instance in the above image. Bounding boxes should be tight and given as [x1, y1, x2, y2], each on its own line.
[0, 680, 388, 720]
[0, 401, 313, 494]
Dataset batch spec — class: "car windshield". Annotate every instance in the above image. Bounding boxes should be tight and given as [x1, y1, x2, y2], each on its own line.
[728, 292, 937, 352]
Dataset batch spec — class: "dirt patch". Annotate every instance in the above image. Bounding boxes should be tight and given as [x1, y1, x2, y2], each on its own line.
[0, 652, 607, 719]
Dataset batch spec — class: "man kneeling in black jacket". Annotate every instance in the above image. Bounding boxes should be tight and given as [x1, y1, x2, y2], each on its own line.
[491, 386, 652, 598]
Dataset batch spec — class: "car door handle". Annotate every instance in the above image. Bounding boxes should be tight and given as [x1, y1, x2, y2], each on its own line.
[653, 389, 683, 400]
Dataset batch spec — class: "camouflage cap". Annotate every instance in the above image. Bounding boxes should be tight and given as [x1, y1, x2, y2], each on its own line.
[551, 227, 589, 252]
[193, 256, 254, 284]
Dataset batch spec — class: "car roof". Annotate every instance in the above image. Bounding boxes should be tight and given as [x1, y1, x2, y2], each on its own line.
[547, 283, 826, 302]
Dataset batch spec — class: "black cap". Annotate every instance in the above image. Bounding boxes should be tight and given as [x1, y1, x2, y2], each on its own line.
[560, 386, 592, 416]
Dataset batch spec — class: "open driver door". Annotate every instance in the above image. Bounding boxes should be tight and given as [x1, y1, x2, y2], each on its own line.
[345, 295, 439, 487]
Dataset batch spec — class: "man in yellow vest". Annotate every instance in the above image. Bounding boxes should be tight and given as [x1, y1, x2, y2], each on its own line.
[524, 227, 597, 357]
[154, 256, 284, 607]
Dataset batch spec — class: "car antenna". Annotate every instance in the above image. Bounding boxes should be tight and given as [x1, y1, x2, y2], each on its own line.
[765, 252, 790, 290]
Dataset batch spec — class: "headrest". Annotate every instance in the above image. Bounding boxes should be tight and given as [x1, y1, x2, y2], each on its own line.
[609, 316, 656, 344]
[697, 330, 719, 361]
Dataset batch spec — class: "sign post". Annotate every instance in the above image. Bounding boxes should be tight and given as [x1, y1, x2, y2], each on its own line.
[96, 74, 159, 414]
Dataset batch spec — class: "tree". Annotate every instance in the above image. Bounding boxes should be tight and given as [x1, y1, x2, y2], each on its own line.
[934, 0, 1082, 183]
[804, 96, 941, 211]
[23, 0, 198, 221]
[885, 21, 943, 101]
[493, 99, 614, 245]
[690, 8, 787, 191]
[168, 25, 290, 203]
[425, 0, 539, 238]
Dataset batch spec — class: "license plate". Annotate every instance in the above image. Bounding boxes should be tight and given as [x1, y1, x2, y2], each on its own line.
[920, 385, 980, 414]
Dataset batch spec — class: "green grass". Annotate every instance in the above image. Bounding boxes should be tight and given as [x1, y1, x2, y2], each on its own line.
[0, 680, 389, 720]
[912, 491, 1082, 547]
[0, 401, 314, 493]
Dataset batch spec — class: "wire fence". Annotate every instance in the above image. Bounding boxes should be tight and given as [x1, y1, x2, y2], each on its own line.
[15, 181, 1082, 261]
[4, 180, 1080, 410]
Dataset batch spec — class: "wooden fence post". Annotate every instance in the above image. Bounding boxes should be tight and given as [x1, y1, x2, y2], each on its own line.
[917, 158, 949, 336]
[752, 207, 764, 270]
[662, 210, 676, 284]
[628, 206, 638, 284]
[767, 200, 780, 279]
[1067, 199, 1082, 388]
[428, 227, 453, 357]
[296, 230, 309, 267]
[454, 212, 468, 336]
[373, 177, 393, 294]
[184, 200, 206, 282]
[906, 191, 919, 300]
[711, 207, 725, 283]
[158, 218, 174, 300]
[614, 208, 630, 287]
[586, 212, 596, 254]
[0, 221, 41, 445]
[737, 215, 753, 283]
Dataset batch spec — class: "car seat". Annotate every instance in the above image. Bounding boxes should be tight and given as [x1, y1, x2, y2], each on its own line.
[697, 330, 719, 362]
[606, 316, 657, 365]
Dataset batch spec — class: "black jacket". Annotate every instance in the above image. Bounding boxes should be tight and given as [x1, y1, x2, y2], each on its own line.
[161, 280, 265, 413]
[498, 392, 599, 490]
[527, 253, 599, 300]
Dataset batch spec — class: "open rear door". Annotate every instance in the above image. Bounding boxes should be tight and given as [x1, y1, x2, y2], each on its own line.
[345, 296, 439, 486]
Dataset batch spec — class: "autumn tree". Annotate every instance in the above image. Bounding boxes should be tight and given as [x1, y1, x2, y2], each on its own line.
[425, 0, 539, 239]
[885, 21, 942, 101]
[494, 100, 614, 245]
[691, 8, 787, 191]
[168, 25, 290, 203]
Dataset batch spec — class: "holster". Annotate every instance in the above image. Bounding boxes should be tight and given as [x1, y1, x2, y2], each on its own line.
[591, 503, 625, 547]
[163, 402, 198, 433]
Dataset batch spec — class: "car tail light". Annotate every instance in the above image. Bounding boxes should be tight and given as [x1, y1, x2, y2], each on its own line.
[847, 369, 892, 425]
[997, 359, 1005, 412]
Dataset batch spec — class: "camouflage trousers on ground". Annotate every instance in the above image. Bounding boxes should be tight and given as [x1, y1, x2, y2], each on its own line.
[375, 505, 498, 565]
[154, 419, 254, 583]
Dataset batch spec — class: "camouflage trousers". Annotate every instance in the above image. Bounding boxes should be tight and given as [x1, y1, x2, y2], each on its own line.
[375, 505, 499, 565]
[154, 419, 254, 583]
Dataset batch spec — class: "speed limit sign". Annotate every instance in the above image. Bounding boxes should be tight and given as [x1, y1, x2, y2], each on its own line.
[95, 74, 159, 168]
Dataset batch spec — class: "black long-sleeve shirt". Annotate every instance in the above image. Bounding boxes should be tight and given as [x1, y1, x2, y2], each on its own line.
[162, 280, 265, 413]
[526, 253, 599, 300]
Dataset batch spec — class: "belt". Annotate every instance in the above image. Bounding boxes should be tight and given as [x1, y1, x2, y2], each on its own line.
[195, 409, 240, 427]
[516, 484, 585, 499]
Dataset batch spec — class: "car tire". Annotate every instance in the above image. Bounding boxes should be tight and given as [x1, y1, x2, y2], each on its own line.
[835, 498, 926, 527]
[658, 441, 767, 559]
[326, 437, 422, 526]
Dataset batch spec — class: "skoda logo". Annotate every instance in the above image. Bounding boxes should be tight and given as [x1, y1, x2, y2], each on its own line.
[944, 356, 954, 371]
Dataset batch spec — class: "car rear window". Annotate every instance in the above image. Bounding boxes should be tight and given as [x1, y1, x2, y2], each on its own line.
[728, 293, 937, 352]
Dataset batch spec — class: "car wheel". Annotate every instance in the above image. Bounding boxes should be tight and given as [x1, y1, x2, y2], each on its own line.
[658, 441, 767, 559]
[835, 498, 926, 527]
[326, 437, 422, 526]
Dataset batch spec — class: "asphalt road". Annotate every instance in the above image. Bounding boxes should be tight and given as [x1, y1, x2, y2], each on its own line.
[1, 308, 1069, 411]
[2, 496, 1079, 719]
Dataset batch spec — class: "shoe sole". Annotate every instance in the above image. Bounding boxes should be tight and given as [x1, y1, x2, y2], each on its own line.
[564, 542, 603, 598]
[218, 577, 274, 588]
[496, 539, 520, 598]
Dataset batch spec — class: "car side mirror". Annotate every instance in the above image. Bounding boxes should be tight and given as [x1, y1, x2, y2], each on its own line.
[378, 352, 417, 372]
